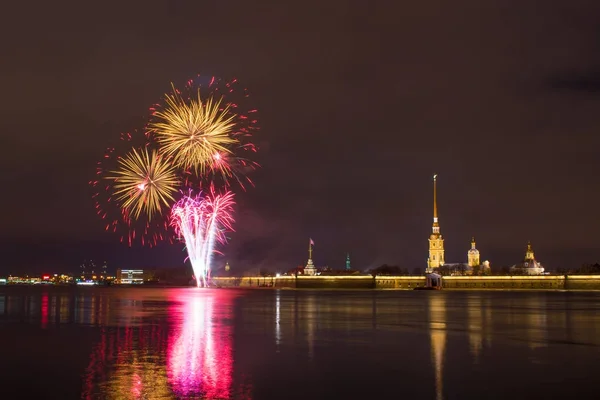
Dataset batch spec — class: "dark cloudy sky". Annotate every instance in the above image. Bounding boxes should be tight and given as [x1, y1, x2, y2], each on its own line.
[1, 1, 600, 274]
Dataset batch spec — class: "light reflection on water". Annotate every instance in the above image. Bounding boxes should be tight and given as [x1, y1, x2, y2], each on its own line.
[0, 288, 600, 399]
[167, 289, 234, 399]
[429, 295, 446, 400]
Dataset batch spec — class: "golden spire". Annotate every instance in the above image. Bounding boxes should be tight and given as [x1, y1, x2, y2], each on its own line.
[471, 237, 476, 249]
[431, 174, 440, 235]
[525, 241, 535, 260]
[433, 174, 438, 222]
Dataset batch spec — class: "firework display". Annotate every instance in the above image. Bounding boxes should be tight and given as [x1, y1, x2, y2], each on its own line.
[109, 147, 179, 220]
[170, 189, 235, 288]
[91, 75, 258, 285]
[91, 132, 175, 247]
[149, 87, 238, 174]
[148, 76, 259, 189]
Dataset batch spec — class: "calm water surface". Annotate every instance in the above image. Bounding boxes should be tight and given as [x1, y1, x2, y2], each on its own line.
[0, 287, 599, 399]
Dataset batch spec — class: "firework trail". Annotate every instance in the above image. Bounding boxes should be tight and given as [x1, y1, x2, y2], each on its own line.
[148, 76, 259, 190]
[171, 188, 235, 288]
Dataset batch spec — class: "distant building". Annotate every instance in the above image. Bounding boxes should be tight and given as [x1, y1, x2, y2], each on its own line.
[510, 242, 545, 275]
[467, 237, 480, 267]
[116, 269, 144, 284]
[467, 238, 491, 275]
[345, 253, 351, 271]
[426, 273, 443, 288]
[481, 260, 491, 273]
[425, 176, 492, 276]
[80, 260, 97, 280]
[440, 263, 470, 276]
[427, 174, 445, 272]
[304, 238, 317, 276]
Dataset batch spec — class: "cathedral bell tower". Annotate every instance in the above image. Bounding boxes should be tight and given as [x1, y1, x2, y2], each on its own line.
[427, 174, 445, 271]
[525, 241, 535, 260]
[467, 237, 480, 267]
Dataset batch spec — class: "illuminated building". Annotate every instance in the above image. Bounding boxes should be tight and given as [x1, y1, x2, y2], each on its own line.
[425, 176, 491, 275]
[80, 259, 97, 281]
[467, 237, 480, 267]
[304, 238, 317, 276]
[345, 253, 351, 271]
[466, 237, 491, 274]
[427, 174, 445, 272]
[116, 269, 145, 284]
[7, 276, 40, 284]
[481, 260, 491, 274]
[510, 242, 545, 275]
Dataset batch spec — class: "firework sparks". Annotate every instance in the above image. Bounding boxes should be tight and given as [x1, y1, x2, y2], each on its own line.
[90, 132, 178, 247]
[171, 189, 235, 288]
[149, 85, 238, 174]
[148, 76, 260, 188]
[108, 147, 179, 220]
[91, 77, 258, 248]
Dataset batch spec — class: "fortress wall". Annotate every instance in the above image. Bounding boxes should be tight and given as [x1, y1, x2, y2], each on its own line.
[565, 276, 600, 290]
[297, 276, 374, 289]
[375, 276, 426, 289]
[442, 276, 565, 289]
[274, 276, 297, 288]
[213, 275, 600, 290]
[212, 276, 278, 288]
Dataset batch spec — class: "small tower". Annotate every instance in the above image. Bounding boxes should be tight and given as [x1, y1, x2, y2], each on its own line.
[467, 237, 480, 267]
[345, 253, 351, 271]
[304, 238, 317, 276]
[225, 262, 230, 272]
[427, 174, 445, 272]
[525, 241, 535, 260]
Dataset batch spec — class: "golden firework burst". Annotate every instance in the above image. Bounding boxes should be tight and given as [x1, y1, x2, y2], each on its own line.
[108, 147, 179, 220]
[148, 86, 239, 174]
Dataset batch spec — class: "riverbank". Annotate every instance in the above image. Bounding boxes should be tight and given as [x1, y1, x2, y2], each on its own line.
[211, 275, 600, 290]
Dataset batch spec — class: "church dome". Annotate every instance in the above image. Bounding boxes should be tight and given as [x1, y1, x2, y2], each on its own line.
[511, 242, 544, 275]
[468, 237, 479, 255]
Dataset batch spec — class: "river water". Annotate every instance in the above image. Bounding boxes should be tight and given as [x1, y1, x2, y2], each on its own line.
[0, 287, 598, 399]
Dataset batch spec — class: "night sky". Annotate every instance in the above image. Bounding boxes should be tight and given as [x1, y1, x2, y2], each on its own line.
[2, 1, 600, 274]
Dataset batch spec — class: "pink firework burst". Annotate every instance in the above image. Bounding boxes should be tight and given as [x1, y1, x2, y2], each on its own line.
[170, 187, 235, 288]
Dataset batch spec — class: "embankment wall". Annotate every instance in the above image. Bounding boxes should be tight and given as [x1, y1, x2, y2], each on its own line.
[211, 275, 600, 290]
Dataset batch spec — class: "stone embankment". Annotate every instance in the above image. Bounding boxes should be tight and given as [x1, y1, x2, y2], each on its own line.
[212, 275, 600, 290]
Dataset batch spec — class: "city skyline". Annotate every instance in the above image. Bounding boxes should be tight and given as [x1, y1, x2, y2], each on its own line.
[2, 1, 600, 273]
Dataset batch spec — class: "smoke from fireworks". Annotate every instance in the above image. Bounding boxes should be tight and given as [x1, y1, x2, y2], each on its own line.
[170, 189, 235, 287]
